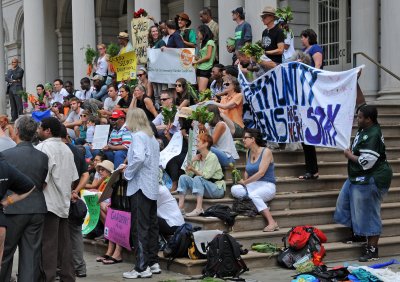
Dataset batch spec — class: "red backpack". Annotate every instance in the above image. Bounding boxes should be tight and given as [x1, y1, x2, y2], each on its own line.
[287, 226, 327, 250]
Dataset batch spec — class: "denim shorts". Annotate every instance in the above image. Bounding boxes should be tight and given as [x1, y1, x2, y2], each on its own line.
[334, 177, 389, 236]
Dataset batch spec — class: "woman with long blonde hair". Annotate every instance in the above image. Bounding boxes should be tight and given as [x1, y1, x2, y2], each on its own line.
[122, 108, 161, 278]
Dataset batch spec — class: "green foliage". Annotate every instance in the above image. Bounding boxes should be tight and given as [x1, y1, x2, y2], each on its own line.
[240, 43, 264, 63]
[107, 43, 120, 58]
[126, 79, 138, 89]
[186, 82, 199, 103]
[84, 45, 97, 65]
[198, 89, 212, 102]
[162, 105, 177, 125]
[229, 163, 242, 185]
[276, 6, 294, 22]
[188, 106, 214, 124]
[251, 242, 279, 253]
[44, 82, 53, 92]
[17, 89, 28, 102]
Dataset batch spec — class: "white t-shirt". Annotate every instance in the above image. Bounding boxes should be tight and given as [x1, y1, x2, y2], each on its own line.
[96, 55, 108, 77]
[283, 32, 295, 61]
[75, 89, 93, 101]
[103, 96, 121, 112]
[52, 88, 69, 104]
[65, 108, 84, 123]
[157, 185, 184, 227]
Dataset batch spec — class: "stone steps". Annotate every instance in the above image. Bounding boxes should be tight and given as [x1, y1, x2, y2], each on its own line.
[184, 202, 400, 232]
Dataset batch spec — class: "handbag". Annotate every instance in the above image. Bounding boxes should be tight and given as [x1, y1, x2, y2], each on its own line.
[110, 175, 131, 211]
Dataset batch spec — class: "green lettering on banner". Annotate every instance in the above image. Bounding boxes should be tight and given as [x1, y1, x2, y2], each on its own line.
[82, 194, 100, 235]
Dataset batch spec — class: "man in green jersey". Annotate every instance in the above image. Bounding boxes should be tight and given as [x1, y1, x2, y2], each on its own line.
[334, 105, 392, 262]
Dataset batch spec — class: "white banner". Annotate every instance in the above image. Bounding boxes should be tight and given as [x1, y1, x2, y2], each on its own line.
[239, 62, 362, 150]
[147, 48, 196, 84]
[160, 131, 183, 169]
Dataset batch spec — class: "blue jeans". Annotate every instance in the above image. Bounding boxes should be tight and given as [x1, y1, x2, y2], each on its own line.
[177, 175, 224, 198]
[92, 149, 127, 169]
[211, 147, 235, 168]
[334, 178, 388, 237]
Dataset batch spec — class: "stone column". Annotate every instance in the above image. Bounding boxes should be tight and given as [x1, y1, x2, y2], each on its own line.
[23, 0, 46, 94]
[379, 0, 400, 100]
[218, 0, 244, 65]
[127, 0, 134, 39]
[244, 0, 276, 44]
[72, 0, 96, 87]
[184, 0, 203, 30]
[0, 3, 6, 114]
[351, 0, 378, 101]
[44, 0, 59, 83]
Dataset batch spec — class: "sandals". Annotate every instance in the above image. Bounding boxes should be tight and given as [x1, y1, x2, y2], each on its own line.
[298, 172, 319, 180]
[102, 257, 123, 265]
[263, 222, 280, 232]
[96, 254, 111, 262]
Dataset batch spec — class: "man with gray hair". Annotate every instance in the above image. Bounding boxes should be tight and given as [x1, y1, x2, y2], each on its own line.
[0, 116, 49, 282]
[5, 58, 24, 121]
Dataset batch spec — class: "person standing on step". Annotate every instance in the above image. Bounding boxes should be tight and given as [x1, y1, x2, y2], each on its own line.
[334, 105, 392, 262]
[5, 58, 24, 122]
[231, 128, 279, 232]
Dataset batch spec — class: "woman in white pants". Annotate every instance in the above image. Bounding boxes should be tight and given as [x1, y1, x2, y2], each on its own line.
[231, 128, 279, 232]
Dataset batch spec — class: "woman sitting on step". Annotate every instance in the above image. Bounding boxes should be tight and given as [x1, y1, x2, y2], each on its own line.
[177, 133, 226, 217]
[231, 128, 279, 232]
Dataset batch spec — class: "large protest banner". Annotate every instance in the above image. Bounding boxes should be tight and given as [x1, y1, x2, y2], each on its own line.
[148, 48, 196, 84]
[238, 62, 361, 150]
[109, 51, 137, 81]
[131, 17, 151, 64]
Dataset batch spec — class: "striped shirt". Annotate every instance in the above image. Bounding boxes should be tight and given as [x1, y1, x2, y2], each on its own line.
[108, 125, 132, 148]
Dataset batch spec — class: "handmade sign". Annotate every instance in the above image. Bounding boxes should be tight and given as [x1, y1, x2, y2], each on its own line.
[81, 191, 100, 235]
[148, 48, 196, 84]
[91, 124, 110, 150]
[109, 51, 137, 81]
[159, 131, 183, 169]
[131, 17, 151, 64]
[104, 208, 132, 250]
[238, 62, 362, 149]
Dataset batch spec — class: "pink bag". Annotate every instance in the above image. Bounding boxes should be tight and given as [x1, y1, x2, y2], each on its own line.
[104, 208, 132, 250]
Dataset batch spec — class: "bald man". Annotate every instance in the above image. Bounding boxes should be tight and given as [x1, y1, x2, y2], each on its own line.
[5, 58, 24, 122]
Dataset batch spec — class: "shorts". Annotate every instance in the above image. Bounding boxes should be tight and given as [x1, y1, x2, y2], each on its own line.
[196, 68, 211, 79]
[334, 177, 389, 236]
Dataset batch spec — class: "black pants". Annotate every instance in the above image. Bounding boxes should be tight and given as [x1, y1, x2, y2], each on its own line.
[302, 143, 318, 174]
[130, 190, 159, 272]
[9, 90, 23, 121]
[158, 217, 178, 237]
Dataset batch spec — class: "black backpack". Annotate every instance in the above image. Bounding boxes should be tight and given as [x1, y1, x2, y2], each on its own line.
[232, 196, 259, 217]
[163, 223, 195, 268]
[202, 205, 238, 227]
[202, 233, 249, 280]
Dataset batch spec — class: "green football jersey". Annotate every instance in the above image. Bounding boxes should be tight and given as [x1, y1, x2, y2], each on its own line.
[348, 124, 392, 189]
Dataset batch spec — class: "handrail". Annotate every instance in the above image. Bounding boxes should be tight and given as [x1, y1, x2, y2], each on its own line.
[353, 52, 400, 81]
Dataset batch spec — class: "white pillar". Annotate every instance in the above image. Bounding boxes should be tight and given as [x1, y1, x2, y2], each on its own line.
[218, 0, 244, 65]
[352, 0, 378, 101]
[23, 0, 46, 94]
[184, 0, 204, 30]
[44, 0, 59, 83]
[0, 3, 6, 114]
[244, 0, 277, 44]
[379, 0, 400, 100]
[127, 0, 134, 39]
[72, 0, 96, 87]
[134, 0, 161, 24]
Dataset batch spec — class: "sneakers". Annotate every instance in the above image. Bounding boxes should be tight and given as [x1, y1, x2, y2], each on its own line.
[359, 245, 379, 262]
[122, 267, 152, 279]
[185, 208, 204, 217]
[150, 263, 162, 274]
[342, 235, 367, 245]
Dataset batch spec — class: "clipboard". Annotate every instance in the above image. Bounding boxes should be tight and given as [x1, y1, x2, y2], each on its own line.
[98, 169, 122, 203]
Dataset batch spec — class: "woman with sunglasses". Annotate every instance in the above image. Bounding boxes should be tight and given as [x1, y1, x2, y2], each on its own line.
[50, 102, 65, 122]
[174, 78, 194, 109]
[137, 67, 154, 102]
[211, 76, 244, 138]
[75, 110, 90, 145]
[129, 85, 158, 122]
[231, 128, 279, 232]
[93, 43, 109, 81]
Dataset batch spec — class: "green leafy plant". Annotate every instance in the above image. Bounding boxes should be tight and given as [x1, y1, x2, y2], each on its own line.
[276, 6, 294, 22]
[17, 89, 28, 102]
[198, 89, 212, 102]
[44, 82, 53, 92]
[251, 242, 279, 253]
[84, 45, 97, 65]
[107, 43, 120, 58]
[188, 106, 214, 124]
[126, 79, 138, 89]
[186, 82, 199, 103]
[240, 43, 264, 63]
[162, 105, 177, 125]
[229, 163, 242, 184]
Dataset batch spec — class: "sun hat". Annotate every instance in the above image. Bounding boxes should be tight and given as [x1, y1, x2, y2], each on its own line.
[260, 6, 277, 18]
[117, 31, 129, 40]
[177, 107, 193, 118]
[96, 160, 114, 174]
[175, 13, 192, 27]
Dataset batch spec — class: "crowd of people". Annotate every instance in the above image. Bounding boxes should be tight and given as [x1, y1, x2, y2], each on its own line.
[0, 4, 392, 281]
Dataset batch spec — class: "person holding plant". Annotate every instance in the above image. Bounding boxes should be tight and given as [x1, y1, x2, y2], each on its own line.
[231, 128, 279, 232]
[192, 25, 216, 92]
[178, 133, 225, 217]
[205, 104, 239, 167]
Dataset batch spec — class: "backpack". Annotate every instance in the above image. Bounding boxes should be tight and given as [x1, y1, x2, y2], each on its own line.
[202, 205, 238, 227]
[293, 265, 350, 282]
[232, 196, 259, 217]
[203, 233, 249, 280]
[277, 226, 327, 268]
[163, 223, 195, 268]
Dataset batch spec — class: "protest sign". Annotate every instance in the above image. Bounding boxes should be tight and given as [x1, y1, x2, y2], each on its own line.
[98, 169, 121, 203]
[238, 62, 362, 149]
[104, 208, 132, 250]
[131, 17, 151, 64]
[109, 51, 137, 81]
[148, 48, 196, 84]
[91, 124, 110, 150]
[81, 191, 100, 235]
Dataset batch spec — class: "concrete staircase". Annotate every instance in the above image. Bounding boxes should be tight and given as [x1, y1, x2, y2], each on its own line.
[84, 103, 400, 275]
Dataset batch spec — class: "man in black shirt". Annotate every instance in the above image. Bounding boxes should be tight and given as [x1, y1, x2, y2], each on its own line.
[260, 6, 285, 67]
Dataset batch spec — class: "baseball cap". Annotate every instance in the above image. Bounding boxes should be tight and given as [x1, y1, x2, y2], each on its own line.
[232, 7, 244, 17]
[110, 110, 126, 119]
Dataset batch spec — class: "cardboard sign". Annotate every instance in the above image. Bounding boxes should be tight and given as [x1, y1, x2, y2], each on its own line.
[104, 208, 132, 250]
[131, 17, 151, 64]
[109, 51, 137, 81]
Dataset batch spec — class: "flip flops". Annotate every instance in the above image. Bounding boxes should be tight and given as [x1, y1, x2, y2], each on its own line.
[298, 173, 319, 180]
[102, 257, 123, 265]
[96, 254, 111, 262]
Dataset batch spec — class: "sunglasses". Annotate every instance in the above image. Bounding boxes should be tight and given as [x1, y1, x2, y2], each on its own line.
[160, 98, 170, 101]
[223, 83, 231, 87]
[137, 74, 144, 77]
[52, 105, 59, 108]
[80, 114, 87, 117]
[175, 84, 182, 87]
[109, 118, 119, 121]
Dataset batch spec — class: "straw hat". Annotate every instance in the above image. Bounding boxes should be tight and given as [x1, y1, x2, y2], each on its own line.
[260, 6, 277, 18]
[117, 31, 129, 40]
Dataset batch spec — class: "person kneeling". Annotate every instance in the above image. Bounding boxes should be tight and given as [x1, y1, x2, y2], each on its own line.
[178, 133, 225, 217]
